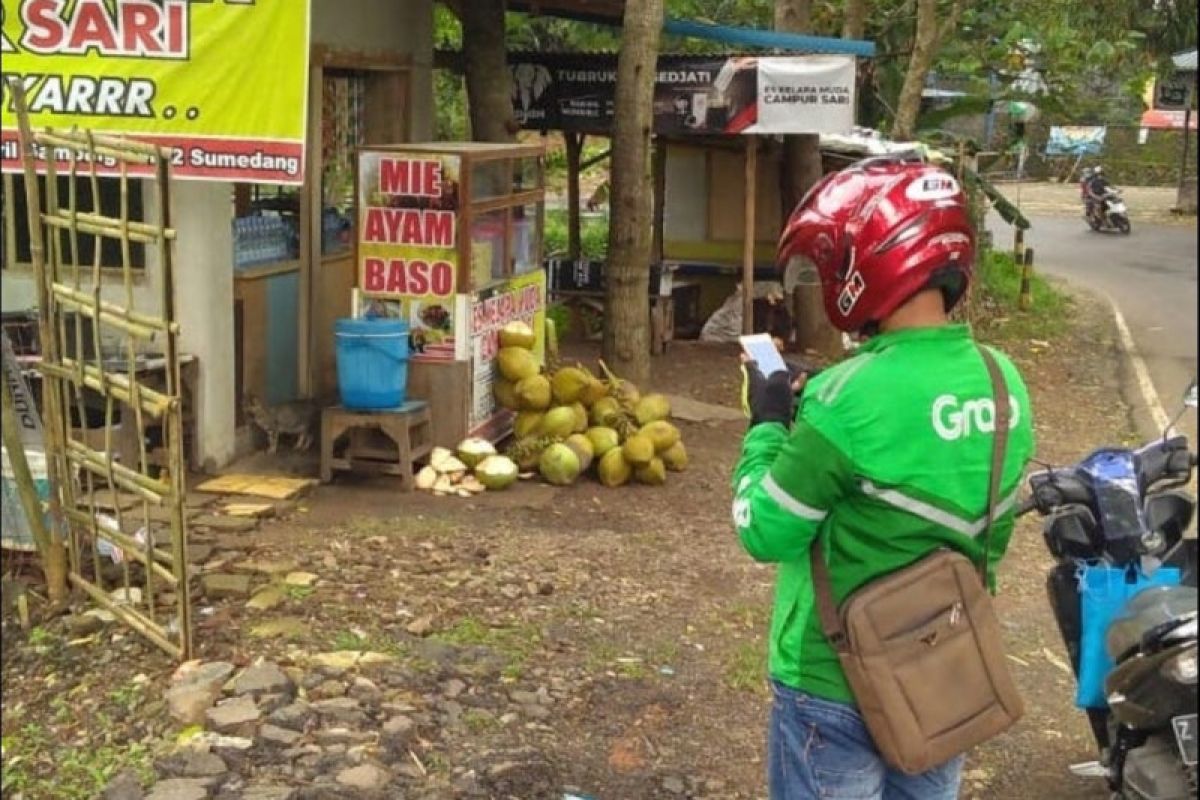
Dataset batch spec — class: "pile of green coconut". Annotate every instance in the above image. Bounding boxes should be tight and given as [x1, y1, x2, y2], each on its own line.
[414, 321, 687, 494]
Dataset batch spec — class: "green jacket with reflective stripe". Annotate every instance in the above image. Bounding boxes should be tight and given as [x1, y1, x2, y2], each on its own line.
[732, 324, 1035, 704]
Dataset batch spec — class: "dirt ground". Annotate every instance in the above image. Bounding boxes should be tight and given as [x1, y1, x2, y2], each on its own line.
[1, 283, 1140, 799]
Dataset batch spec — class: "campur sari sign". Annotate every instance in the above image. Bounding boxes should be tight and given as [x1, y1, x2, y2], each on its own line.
[1, 0, 309, 184]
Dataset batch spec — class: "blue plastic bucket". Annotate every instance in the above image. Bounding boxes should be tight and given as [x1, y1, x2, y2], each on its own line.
[334, 318, 410, 409]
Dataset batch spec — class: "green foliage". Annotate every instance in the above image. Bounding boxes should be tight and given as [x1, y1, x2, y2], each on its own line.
[434, 71, 469, 141]
[925, 0, 1191, 125]
[107, 680, 146, 715]
[976, 250, 1071, 340]
[543, 208, 609, 260]
[285, 583, 314, 601]
[2, 709, 154, 799]
[434, 615, 542, 675]
[332, 629, 366, 651]
[723, 639, 767, 693]
[546, 303, 572, 340]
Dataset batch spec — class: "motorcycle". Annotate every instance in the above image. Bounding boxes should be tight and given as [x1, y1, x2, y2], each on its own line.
[1016, 379, 1198, 799]
[1087, 187, 1133, 235]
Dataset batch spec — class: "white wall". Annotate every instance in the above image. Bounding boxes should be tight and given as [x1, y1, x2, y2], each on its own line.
[664, 146, 709, 242]
[311, 0, 434, 140]
[163, 181, 237, 471]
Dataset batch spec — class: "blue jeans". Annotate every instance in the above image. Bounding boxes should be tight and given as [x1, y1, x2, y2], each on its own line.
[768, 680, 964, 799]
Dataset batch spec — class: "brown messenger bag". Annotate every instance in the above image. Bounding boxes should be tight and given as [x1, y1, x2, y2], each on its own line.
[809, 343, 1024, 775]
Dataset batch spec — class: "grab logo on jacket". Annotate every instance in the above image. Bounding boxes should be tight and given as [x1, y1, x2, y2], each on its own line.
[931, 394, 1021, 441]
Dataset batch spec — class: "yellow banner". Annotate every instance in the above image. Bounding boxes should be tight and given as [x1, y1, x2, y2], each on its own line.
[1, 0, 310, 184]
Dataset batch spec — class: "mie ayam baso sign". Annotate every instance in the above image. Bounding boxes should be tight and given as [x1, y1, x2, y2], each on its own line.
[1, 0, 309, 184]
[357, 150, 462, 361]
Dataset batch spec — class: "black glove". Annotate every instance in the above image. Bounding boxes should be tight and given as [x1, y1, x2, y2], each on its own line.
[741, 361, 797, 428]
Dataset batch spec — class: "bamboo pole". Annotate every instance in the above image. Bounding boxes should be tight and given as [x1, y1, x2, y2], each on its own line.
[68, 574, 182, 659]
[1, 374, 68, 605]
[51, 283, 176, 334]
[742, 137, 758, 336]
[155, 153, 192, 661]
[42, 214, 173, 244]
[13, 81, 75, 603]
[39, 361, 173, 417]
[60, 508, 178, 585]
[64, 440, 170, 499]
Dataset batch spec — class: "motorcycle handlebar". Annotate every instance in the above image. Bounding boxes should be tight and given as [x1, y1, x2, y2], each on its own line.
[1015, 496, 1038, 518]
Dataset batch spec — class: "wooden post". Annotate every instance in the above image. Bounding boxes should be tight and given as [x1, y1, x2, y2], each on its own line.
[1178, 79, 1195, 207]
[565, 131, 584, 260]
[652, 137, 667, 265]
[1019, 246, 1034, 311]
[742, 137, 758, 336]
[299, 59, 322, 398]
[1013, 227, 1024, 265]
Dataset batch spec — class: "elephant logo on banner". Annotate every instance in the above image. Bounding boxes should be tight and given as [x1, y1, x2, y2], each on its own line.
[511, 63, 553, 113]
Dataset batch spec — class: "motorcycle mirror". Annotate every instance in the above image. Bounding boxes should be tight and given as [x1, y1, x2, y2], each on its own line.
[1162, 377, 1197, 438]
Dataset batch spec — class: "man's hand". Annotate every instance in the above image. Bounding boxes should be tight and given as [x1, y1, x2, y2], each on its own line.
[740, 359, 808, 428]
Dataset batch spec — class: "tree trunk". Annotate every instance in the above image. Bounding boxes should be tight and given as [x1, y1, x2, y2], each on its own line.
[842, 0, 867, 39]
[776, 0, 840, 356]
[779, 134, 825, 220]
[461, 0, 515, 142]
[565, 132, 583, 260]
[775, 0, 821, 215]
[602, 0, 664, 387]
[843, 0, 869, 127]
[891, 0, 965, 141]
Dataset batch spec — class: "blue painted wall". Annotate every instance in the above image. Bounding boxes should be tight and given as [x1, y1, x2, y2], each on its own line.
[265, 272, 299, 404]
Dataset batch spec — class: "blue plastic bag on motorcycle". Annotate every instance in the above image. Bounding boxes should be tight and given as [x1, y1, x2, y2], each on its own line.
[1075, 563, 1182, 709]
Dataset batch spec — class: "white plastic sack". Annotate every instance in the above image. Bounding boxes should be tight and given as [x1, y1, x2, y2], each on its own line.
[699, 281, 785, 343]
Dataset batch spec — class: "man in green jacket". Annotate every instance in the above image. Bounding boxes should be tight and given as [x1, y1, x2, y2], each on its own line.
[734, 157, 1035, 799]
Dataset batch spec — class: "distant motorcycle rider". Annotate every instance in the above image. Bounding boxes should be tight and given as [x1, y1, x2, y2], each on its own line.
[1084, 166, 1112, 223]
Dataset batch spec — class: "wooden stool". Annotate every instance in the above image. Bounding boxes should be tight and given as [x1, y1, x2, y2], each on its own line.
[320, 401, 433, 490]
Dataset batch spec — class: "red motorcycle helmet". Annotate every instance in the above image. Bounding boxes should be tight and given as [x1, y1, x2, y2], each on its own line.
[777, 155, 975, 334]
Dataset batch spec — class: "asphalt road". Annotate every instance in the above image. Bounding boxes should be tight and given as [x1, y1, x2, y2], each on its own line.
[987, 212, 1198, 438]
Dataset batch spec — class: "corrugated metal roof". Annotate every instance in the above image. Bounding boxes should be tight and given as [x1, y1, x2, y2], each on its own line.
[661, 19, 874, 57]
[1173, 49, 1197, 71]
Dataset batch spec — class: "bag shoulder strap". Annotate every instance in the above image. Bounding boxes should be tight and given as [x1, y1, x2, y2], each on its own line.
[976, 343, 1011, 583]
[809, 341, 1013, 648]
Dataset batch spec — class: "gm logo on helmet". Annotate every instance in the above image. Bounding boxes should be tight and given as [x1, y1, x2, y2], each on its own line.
[906, 175, 960, 202]
[837, 271, 866, 315]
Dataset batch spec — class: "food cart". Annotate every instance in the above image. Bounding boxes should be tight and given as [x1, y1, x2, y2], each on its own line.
[353, 142, 547, 448]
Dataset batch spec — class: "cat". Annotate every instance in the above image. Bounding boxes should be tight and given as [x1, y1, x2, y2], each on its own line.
[244, 395, 318, 454]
